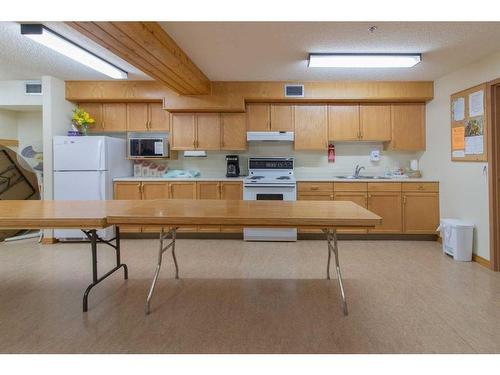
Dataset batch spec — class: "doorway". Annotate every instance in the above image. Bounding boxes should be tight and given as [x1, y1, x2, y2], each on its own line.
[488, 79, 500, 271]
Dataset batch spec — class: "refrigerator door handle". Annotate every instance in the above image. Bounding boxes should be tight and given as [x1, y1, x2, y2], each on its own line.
[98, 139, 105, 170]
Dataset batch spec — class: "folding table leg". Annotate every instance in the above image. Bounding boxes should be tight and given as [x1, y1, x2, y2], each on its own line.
[81, 227, 129, 312]
[324, 228, 348, 316]
[146, 227, 178, 315]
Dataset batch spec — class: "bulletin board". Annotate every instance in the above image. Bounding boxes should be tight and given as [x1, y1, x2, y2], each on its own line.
[450, 83, 488, 162]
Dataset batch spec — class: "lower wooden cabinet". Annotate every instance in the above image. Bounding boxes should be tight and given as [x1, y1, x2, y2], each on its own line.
[334, 192, 368, 234]
[367, 192, 403, 233]
[402, 192, 439, 234]
[113, 181, 142, 233]
[114, 180, 243, 234]
[113, 180, 438, 236]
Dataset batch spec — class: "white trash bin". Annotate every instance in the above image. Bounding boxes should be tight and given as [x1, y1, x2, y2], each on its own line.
[438, 219, 474, 261]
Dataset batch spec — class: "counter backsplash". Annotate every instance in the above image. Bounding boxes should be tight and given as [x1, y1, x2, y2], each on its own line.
[141, 142, 422, 178]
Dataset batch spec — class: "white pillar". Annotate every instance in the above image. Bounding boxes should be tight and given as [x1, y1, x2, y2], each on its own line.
[42, 76, 74, 238]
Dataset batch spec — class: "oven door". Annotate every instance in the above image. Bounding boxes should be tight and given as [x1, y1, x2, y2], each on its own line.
[243, 184, 296, 201]
[243, 184, 297, 241]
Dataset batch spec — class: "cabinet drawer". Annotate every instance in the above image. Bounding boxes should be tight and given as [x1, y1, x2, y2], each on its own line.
[367, 182, 402, 192]
[402, 182, 439, 192]
[298, 193, 333, 201]
[334, 182, 367, 192]
[298, 182, 334, 193]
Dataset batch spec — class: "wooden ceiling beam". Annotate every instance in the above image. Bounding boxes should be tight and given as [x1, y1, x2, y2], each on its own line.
[66, 22, 211, 95]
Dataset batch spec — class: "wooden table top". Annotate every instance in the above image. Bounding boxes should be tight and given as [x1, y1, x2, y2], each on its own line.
[0, 200, 109, 229]
[0, 200, 381, 229]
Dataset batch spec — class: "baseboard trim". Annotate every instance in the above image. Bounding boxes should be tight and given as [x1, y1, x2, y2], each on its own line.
[41, 237, 59, 245]
[472, 254, 491, 269]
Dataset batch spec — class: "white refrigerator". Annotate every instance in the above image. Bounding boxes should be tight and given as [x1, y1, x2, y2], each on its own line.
[53, 136, 132, 240]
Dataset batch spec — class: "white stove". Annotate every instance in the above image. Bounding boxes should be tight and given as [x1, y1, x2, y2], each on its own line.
[243, 157, 297, 241]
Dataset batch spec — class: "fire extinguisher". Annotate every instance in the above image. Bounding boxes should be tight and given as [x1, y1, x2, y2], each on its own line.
[328, 143, 335, 163]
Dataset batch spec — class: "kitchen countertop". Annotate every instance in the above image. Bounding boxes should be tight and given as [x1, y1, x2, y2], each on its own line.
[114, 175, 438, 182]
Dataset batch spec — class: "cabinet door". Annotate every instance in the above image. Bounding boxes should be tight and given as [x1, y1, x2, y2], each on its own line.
[149, 103, 170, 132]
[246, 104, 270, 131]
[126, 103, 149, 131]
[220, 182, 243, 232]
[114, 182, 142, 232]
[142, 182, 170, 233]
[171, 113, 196, 150]
[294, 105, 328, 150]
[102, 103, 127, 132]
[298, 193, 333, 233]
[196, 113, 221, 150]
[79, 103, 103, 133]
[220, 181, 243, 200]
[196, 182, 221, 232]
[221, 113, 246, 150]
[334, 192, 368, 233]
[359, 104, 391, 141]
[388, 104, 425, 151]
[403, 193, 439, 234]
[169, 182, 197, 232]
[367, 192, 402, 233]
[270, 104, 294, 131]
[328, 104, 360, 141]
[169, 181, 196, 199]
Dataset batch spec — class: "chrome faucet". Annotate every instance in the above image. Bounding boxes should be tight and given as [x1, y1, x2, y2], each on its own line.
[353, 164, 365, 178]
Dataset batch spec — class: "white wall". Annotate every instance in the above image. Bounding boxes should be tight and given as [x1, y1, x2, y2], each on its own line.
[165, 143, 419, 178]
[0, 109, 18, 140]
[16, 111, 43, 152]
[420, 50, 500, 260]
[42, 76, 73, 201]
[0, 80, 43, 107]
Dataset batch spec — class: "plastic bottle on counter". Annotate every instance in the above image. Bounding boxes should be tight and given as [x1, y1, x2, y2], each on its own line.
[133, 160, 143, 177]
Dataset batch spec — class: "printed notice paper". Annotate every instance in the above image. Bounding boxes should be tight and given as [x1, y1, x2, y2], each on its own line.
[452, 150, 465, 158]
[452, 126, 465, 150]
[465, 136, 484, 155]
[469, 90, 484, 117]
[452, 97, 465, 121]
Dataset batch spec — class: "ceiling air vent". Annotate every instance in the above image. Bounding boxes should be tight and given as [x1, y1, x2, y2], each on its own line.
[284, 84, 304, 98]
[25, 81, 42, 95]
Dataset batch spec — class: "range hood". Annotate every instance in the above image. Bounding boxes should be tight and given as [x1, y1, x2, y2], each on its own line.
[246, 131, 294, 142]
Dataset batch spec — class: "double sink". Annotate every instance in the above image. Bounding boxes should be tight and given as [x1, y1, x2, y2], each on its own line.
[335, 175, 391, 180]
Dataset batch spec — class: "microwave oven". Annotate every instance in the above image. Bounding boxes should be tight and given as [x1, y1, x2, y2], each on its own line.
[129, 137, 169, 158]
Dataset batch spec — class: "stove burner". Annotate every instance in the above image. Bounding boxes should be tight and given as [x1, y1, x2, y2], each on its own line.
[250, 176, 264, 180]
[276, 176, 290, 180]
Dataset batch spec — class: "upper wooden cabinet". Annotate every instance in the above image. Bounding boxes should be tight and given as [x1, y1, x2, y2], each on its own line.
[78, 103, 103, 131]
[126, 103, 149, 132]
[171, 113, 221, 150]
[386, 104, 426, 151]
[270, 104, 294, 131]
[84, 103, 126, 133]
[359, 104, 391, 141]
[246, 103, 294, 131]
[127, 103, 170, 132]
[294, 105, 328, 150]
[328, 104, 360, 141]
[246, 104, 270, 131]
[221, 113, 247, 150]
[170, 113, 196, 150]
[148, 103, 170, 132]
[196, 114, 221, 150]
[82, 102, 168, 133]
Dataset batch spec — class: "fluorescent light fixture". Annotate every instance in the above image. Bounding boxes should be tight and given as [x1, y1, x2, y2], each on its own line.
[308, 53, 421, 68]
[21, 24, 127, 79]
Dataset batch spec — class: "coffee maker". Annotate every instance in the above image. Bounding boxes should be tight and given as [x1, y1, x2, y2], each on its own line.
[225, 155, 240, 177]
